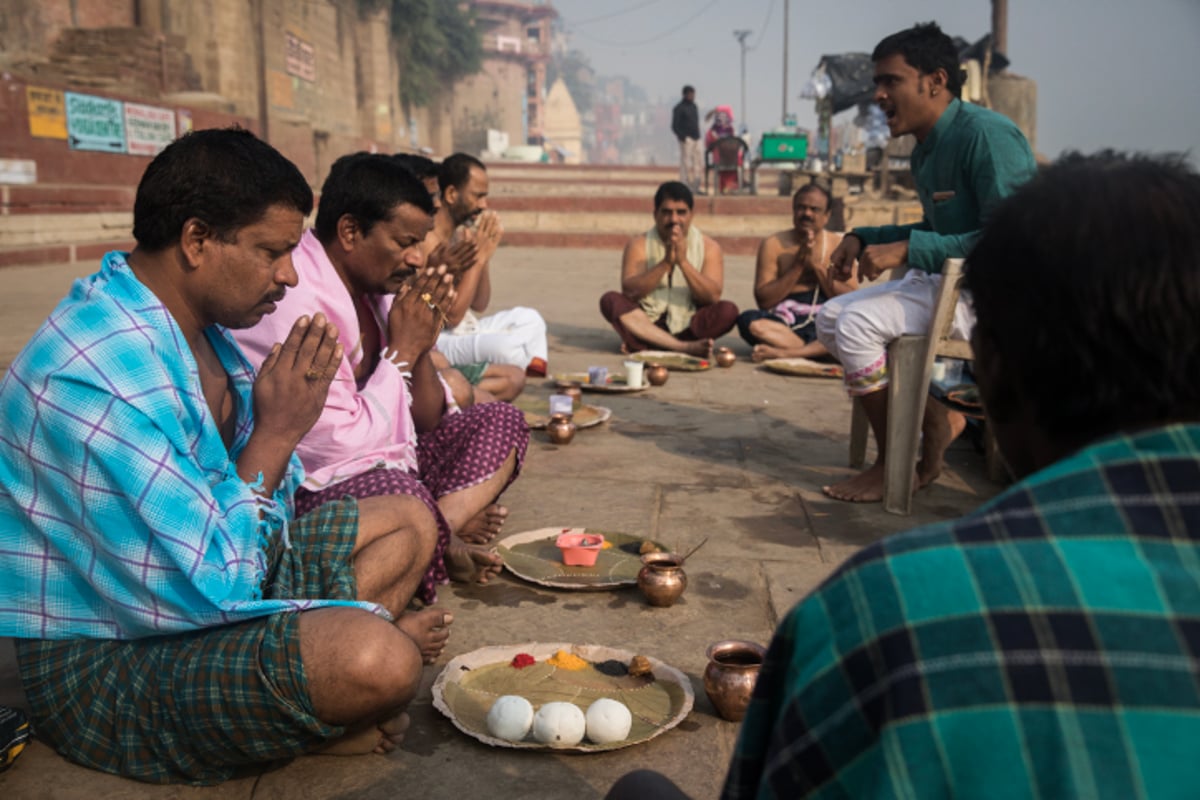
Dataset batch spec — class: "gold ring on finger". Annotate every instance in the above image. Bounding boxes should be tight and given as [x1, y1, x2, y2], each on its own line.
[305, 368, 324, 381]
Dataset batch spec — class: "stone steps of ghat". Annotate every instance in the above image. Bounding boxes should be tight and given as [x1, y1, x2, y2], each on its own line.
[0, 163, 916, 267]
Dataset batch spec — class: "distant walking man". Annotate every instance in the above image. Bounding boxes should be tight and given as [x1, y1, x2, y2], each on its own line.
[672, 85, 702, 191]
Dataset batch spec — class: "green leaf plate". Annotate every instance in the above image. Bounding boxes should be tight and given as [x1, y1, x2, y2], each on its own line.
[760, 357, 844, 379]
[513, 395, 614, 429]
[550, 373, 648, 393]
[498, 527, 668, 589]
[432, 642, 694, 752]
[628, 351, 711, 371]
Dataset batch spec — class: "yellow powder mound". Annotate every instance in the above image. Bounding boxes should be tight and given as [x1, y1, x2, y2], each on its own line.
[547, 649, 589, 671]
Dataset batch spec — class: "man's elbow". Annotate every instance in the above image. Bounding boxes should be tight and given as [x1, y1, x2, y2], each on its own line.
[619, 282, 644, 301]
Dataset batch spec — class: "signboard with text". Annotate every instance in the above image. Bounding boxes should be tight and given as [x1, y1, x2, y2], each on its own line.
[285, 31, 316, 81]
[65, 92, 126, 153]
[124, 102, 176, 156]
[26, 86, 67, 140]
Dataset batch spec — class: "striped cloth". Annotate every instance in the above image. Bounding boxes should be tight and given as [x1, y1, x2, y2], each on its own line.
[723, 423, 1200, 799]
[14, 500, 359, 785]
[0, 252, 381, 640]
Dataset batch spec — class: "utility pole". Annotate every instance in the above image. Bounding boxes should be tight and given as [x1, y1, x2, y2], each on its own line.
[734, 29, 752, 128]
[992, 0, 1008, 56]
[782, 0, 789, 125]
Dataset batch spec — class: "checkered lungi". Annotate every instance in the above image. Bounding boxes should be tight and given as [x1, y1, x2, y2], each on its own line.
[12, 500, 361, 785]
[294, 402, 528, 605]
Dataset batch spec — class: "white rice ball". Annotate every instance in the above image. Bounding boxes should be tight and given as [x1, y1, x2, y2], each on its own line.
[486, 695, 534, 742]
[585, 698, 632, 744]
[531, 701, 587, 746]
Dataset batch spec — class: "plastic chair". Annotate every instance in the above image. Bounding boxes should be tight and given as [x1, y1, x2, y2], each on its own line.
[847, 258, 1007, 514]
[704, 136, 749, 195]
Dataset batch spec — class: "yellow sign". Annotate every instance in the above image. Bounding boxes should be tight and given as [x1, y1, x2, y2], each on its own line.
[27, 86, 67, 140]
[268, 70, 294, 109]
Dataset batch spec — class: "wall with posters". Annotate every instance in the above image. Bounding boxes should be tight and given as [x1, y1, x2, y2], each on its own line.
[0, 0, 457, 185]
[0, 74, 255, 198]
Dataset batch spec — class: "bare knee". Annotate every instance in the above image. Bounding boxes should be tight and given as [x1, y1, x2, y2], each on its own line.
[748, 318, 771, 338]
[300, 609, 423, 722]
[357, 494, 440, 558]
[484, 364, 526, 401]
[343, 627, 421, 710]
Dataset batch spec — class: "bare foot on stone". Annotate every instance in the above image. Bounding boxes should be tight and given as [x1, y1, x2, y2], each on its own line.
[458, 503, 507, 544]
[751, 344, 787, 363]
[395, 607, 452, 663]
[822, 462, 888, 503]
[917, 409, 968, 488]
[314, 711, 411, 757]
[823, 462, 927, 503]
[446, 538, 503, 585]
[373, 711, 412, 755]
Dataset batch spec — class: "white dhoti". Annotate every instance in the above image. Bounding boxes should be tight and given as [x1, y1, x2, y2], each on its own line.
[815, 270, 975, 396]
[436, 306, 548, 369]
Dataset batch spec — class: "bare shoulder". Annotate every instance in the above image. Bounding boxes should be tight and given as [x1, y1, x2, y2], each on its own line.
[761, 229, 794, 251]
[623, 234, 646, 260]
[622, 234, 646, 272]
[702, 234, 723, 256]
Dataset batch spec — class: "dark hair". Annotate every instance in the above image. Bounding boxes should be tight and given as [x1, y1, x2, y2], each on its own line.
[965, 151, 1200, 444]
[392, 153, 439, 182]
[653, 181, 694, 211]
[872, 22, 963, 98]
[132, 128, 312, 251]
[438, 152, 486, 194]
[682, 85, 695, 95]
[314, 153, 434, 244]
[794, 182, 832, 211]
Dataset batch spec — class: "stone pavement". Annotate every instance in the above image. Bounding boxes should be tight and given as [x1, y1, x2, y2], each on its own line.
[0, 247, 1000, 799]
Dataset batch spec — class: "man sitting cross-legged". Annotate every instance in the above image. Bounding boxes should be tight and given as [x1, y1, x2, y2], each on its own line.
[428, 153, 550, 379]
[600, 180, 738, 357]
[0, 129, 442, 784]
[393, 152, 526, 404]
[737, 183, 857, 362]
[234, 154, 528, 590]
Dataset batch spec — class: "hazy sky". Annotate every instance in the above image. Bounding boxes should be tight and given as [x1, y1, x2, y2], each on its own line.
[548, 0, 1200, 162]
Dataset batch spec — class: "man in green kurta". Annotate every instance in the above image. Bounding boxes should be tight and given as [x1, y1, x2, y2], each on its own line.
[815, 22, 1037, 503]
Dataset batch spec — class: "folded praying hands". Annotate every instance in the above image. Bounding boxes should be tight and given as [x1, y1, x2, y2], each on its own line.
[386, 265, 456, 365]
[254, 313, 343, 445]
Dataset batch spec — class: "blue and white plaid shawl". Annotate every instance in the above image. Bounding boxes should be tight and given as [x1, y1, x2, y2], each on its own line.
[0, 252, 380, 639]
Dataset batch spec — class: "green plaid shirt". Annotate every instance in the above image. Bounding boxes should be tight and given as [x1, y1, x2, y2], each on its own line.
[724, 424, 1200, 799]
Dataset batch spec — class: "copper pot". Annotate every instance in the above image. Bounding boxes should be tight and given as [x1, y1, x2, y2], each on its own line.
[547, 413, 576, 445]
[560, 382, 583, 409]
[645, 363, 669, 386]
[715, 347, 736, 368]
[637, 552, 687, 607]
[703, 640, 766, 721]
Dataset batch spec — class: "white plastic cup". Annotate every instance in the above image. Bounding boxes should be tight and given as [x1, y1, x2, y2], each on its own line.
[549, 394, 574, 417]
[623, 359, 645, 388]
[587, 366, 608, 385]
